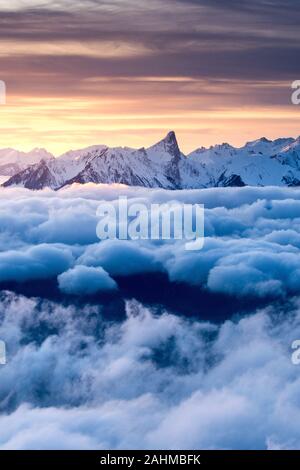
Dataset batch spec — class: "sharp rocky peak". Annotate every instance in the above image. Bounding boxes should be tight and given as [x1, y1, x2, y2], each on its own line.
[149, 131, 182, 162]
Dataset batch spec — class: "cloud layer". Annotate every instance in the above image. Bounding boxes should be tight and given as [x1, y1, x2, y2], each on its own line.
[0, 185, 300, 449]
[1, 185, 300, 301]
[0, 293, 300, 449]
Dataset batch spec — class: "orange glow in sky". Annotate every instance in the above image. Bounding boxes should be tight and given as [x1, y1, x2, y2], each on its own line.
[0, 2, 299, 154]
[0, 91, 299, 155]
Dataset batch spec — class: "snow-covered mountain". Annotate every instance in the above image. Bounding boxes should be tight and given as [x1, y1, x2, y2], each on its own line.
[3, 132, 300, 190]
[187, 136, 300, 187]
[0, 148, 54, 178]
[3, 132, 184, 190]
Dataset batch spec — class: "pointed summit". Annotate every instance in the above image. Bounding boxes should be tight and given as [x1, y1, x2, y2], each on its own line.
[165, 130, 177, 143]
[147, 131, 181, 161]
[162, 131, 180, 155]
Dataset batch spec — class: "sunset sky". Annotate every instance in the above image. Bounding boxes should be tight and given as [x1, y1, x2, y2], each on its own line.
[0, 0, 299, 155]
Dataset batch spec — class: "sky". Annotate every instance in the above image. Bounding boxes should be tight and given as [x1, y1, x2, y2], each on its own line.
[0, 0, 299, 154]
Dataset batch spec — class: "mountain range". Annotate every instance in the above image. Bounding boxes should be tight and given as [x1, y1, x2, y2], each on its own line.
[2, 131, 300, 190]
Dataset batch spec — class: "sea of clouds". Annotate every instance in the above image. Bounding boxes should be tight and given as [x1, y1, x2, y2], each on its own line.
[0, 184, 300, 449]
[1, 184, 300, 298]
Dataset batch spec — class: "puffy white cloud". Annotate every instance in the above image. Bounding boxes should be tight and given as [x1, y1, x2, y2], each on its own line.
[78, 240, 162, 277]
[0, 244, 73, 283]
[4, 185, 300, 449]
[206, 250, 300, 297]
[58, 265, 117, 295]
[0, 295, 300, 449]
[1, 184, 300, 298]
[29, 205, 99, 245]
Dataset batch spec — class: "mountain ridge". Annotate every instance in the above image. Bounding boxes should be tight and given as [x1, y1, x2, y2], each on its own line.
[2, 131, 300, 190]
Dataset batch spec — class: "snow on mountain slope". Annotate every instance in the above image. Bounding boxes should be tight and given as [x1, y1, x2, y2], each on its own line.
[0, 148, 54, 177]
[48, 145, 110, 187]
[3, 132, 300, 190]
[0, 175, 9, 185]
[3, 132, 183, 190]
[188, 136, 300, 187]
[62, 146, 175, 189]
[1, 145, 110, 190]
[61, 133, 185, 189]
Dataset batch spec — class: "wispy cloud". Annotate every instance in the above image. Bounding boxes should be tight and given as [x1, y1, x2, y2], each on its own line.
[0, 0, 299, 152]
